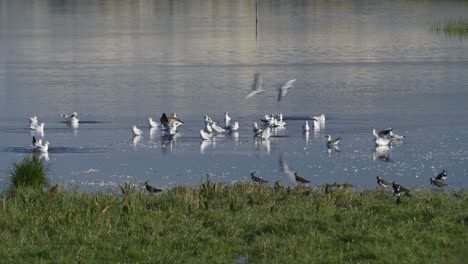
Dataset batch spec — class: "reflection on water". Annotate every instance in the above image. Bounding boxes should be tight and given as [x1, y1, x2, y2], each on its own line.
[373, 146, 391, 162]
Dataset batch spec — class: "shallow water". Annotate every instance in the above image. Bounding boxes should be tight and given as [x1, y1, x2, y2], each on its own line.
[1, 0, 468, 192]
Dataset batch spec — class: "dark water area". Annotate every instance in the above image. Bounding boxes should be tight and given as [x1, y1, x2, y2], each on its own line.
[1, 0, 468, 192]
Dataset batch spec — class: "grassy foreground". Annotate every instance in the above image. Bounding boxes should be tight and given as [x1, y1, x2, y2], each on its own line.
[1, 183, 467, 263]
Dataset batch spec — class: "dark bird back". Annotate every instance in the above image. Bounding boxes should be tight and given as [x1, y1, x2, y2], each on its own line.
[145, 181, 163, 194]
[294, 172, 310, 184]
[251, 172, 268, 184]
[435, 170, 448, 181]
[431, 177, 447, 188]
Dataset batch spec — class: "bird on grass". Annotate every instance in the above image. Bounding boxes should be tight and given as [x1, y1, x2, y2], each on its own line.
[376, 176, 391, 188]
[48, 184, 59, 200]
[294, 172, 310, 184]
[144, 181, 163, 194]
[251, 172, 268, 184]
[435, 170, 448, 181]
[430, 177, 447, 188]
[392, 181, 411, 197]
[273, 181, 284, 192]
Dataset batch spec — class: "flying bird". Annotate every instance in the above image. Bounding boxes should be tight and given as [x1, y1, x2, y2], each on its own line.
[245, 73, 264, 99]
[278, 79, 296, 101]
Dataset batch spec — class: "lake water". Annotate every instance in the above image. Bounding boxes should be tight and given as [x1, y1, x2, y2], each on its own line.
[1, 0, 468, 192]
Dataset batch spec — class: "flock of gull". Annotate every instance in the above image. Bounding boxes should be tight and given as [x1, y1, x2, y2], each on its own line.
[27, 108, 449, 196]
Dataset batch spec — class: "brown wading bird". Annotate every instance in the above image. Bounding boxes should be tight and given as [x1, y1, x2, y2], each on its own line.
[144, 181, 163, 194]
[376, 176, 391, 188]
[294, 172, 310, 184]
[159, 113, 184, 129]
[48, 184, 59, 200]
[251, 172, 268, 184]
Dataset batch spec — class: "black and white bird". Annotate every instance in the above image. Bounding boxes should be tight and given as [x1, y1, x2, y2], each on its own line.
[435, 170, 448, 181]
[227, 122, 239, 132]
[392, 181, 411, 197]
[32, 136, 42, 148]
[144, 181, 163, 194]
[376, 176, 391, 188]
[294, 172, 310, 184]
[313, 114, 326, 123]
[326, 135, 341, 147]
[372, 128, 393, 146]
[251, 172, 268, 184]
[61, 112, 78, 120]
[430, 177, 447, 188]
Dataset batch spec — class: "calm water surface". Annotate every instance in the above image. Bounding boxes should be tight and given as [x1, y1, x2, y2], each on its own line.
[1, 0, 468, 192]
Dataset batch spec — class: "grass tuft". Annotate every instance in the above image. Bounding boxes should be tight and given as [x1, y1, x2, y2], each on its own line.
[8, 156, 49, 194]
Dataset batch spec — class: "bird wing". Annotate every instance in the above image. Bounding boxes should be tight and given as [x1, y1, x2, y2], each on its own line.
[378, 128, 393, 137]
[281, 79, 296, 90]
[279, 156, 296, 183]
[160, 113, 169, 127]
[252, 73, 263, 91]
[245, 90, 262, 99]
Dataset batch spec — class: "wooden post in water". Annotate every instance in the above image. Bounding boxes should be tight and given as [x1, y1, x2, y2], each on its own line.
[255, 0, 258, 41]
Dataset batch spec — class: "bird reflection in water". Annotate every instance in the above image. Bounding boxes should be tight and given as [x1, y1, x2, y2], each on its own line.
[373, 145, 391, 162]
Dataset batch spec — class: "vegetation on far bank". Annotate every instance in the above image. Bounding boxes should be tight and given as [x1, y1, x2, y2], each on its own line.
[431, 18, 468, 38]
[1, 176, 467, 263]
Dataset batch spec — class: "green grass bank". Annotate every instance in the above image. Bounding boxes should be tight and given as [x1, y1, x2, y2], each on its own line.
[1, 183, 467, 263]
